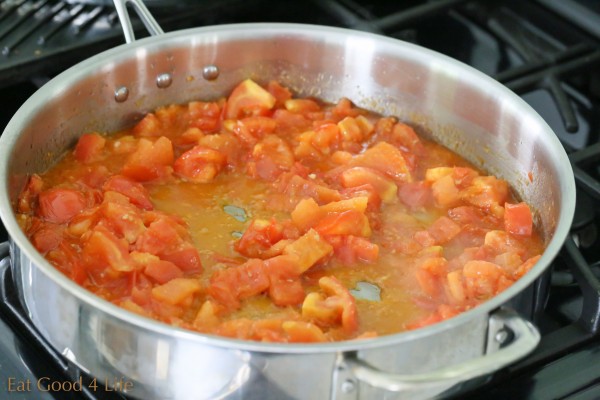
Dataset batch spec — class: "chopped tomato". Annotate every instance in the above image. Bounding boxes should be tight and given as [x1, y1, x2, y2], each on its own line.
[188, 101, 221, 133]
[224, 79, 276, 119]
[290, 198, 323, 231]
[282, 321, 326, 343]
[174, 145, 226, 183]
[272, 109, 311, 133]
[267, 81, 292, 107]
[82, 225, 134, 277]
[193, 300, 222, 331]
[398, 181, 432, 209]
[350, 142, 412, 183]
[504, 202, 533, 236]
[132, 113, 161, 137]
[326, 235, 379, 264]
[18, 78, 546, 343]
[340, 167, 397, 204]
[122, 137, 174, 182]
[428, 216, 461, 244]
[285, 99, 321, 114]
[235, 219, 284, 258]
[100, 199, 145, 244]
[462, 260, 506, 300]
[248, 135, 294, 181]
[462, 176, 508, 216]
[160, 246, 202, 273]
[103, 175, 153, 210]
[145, 259, 184, 284]
[152, 278, 201, 306]
[282, 229, 333, 273]
[276, 172, 341, 209]
[135, 216, 184, 256]
[208, 259, 270, 309]
[37, 188, 87, 224]
[389, 122, 423, 154]
[514, 255, 541, 279]
[302, 276, 358, 333]
[340, 184, 382, 211]
[29, 220, 64, 254]
[17, 174, 44, 213]
[265, 255, 305, 306]
[74, 133, 106, 163]
[330, 98, 362, 119]
[314, 210, 371, 237]
[431, 175, 460, 207]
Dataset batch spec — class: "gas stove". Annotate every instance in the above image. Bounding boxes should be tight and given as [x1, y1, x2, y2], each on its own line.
[1, 0, 600, 399]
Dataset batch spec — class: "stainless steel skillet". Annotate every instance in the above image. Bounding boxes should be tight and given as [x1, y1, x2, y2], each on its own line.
[0, 0, 575, 398]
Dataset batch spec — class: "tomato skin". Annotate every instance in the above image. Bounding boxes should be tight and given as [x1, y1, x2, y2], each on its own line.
[504, 202, 533, 236]
[37, 188, 87, 224]
[74, 133, 106, 163]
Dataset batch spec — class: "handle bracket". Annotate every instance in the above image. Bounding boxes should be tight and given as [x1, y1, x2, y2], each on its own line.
[113, 0, 164, 44]
[333, 308, 539, 398]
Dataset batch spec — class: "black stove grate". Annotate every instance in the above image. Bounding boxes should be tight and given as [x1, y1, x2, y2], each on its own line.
[2, 0, 600, 399]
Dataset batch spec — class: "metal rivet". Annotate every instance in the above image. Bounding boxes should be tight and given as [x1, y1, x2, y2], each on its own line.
[202, 65, 220, 81]
[156, 73, 172, 88]
[341, 379, 356, 393]
[114, 86, 129, 102]
[495, 329, 509, 344]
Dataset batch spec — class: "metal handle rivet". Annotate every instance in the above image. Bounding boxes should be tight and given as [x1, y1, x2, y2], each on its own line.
[495, 329, 509, 344]
[114, 86, 129, 102]
[156, 73, 173, 88]
[202, 65, 220, 81]
[341, 379, 356, 393]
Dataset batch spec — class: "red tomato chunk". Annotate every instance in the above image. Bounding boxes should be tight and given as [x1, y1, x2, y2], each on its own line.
[16, 79, 545, 342]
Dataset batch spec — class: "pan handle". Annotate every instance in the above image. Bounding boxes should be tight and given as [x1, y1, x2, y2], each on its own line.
[113, 0, 164, 44]
[337, 308, 539, 397]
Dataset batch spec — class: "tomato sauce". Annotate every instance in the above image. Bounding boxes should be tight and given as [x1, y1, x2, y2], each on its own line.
[15, 79, 545, 342]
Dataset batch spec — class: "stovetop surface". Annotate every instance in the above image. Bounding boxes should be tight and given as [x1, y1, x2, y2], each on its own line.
[1, 0, 600, 399]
